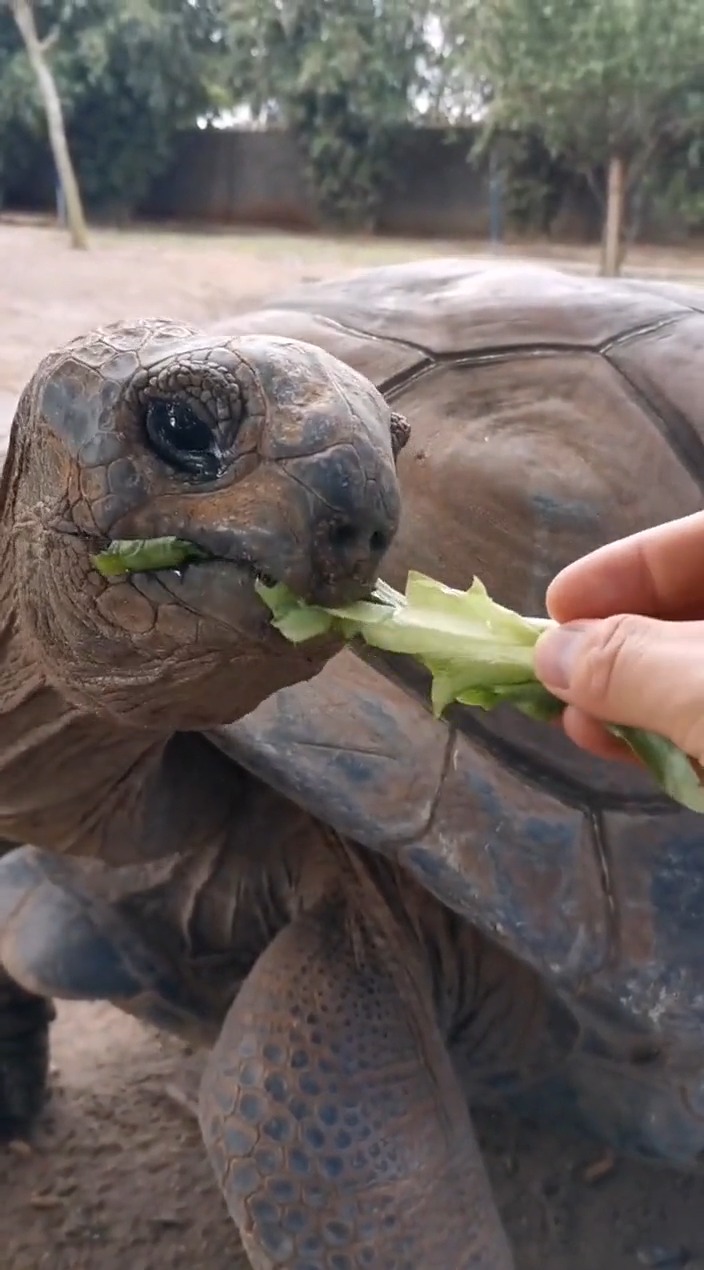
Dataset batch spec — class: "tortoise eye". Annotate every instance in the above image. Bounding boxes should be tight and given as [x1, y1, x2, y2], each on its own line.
[145, 398, 219, 478]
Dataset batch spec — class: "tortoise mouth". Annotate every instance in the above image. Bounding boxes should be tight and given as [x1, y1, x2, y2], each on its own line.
[88, 520, 288, 618]
[131, 548, 376, 619]
[138, 522, 377, 609]
[84, 515, 378, 637]
[150, 553, 279, 592]
[150, 555, 286, 634]
[130, 552, 283, 631]
[139, 525, 284, 593]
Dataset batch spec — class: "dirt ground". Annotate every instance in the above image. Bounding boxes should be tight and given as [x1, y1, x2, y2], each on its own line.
[3, 1004, 704, 1270]
[1, 215, 704, 407]
[2, 217, 704, 1269]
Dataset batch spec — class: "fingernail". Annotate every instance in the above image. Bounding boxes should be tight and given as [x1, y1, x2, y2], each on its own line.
[534, 623, 587, 690]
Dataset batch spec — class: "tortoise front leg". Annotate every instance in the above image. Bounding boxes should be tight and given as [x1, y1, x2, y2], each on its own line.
[0, 844, 222, 1133]
[199, 899, 514, 1270]
[0, 965, 54, 1138]
[0, 838, 54, 1137]
[0, 844, 213, 1040]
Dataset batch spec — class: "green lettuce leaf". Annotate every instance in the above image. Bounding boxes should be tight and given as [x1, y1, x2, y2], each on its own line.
[91, 537, 210, 578]
[256, 571, 704, 815]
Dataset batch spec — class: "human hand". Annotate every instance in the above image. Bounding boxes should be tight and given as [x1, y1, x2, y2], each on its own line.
[533, 512, 704, 765]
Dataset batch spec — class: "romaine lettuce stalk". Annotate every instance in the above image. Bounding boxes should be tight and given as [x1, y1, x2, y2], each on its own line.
[88, 538, 703, 814]
[256, 571, 704, 816]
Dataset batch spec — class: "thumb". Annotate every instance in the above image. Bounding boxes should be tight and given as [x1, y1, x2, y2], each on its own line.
[533, 614, 704, 759]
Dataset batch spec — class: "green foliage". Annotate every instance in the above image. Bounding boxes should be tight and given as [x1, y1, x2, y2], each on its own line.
[0, 0, 231, 216]
[65, 2, 231, 215]
[2, 0, 701, 236]
[223, 0, 432, 228]
[437, 0, 704, 208]
[0, 6, 43, 203]
[492, 132, 585, 237]
[642, 135, 704, 234]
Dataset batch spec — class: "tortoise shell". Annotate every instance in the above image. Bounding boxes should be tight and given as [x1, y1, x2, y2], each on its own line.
[213, 261, 704, 1066]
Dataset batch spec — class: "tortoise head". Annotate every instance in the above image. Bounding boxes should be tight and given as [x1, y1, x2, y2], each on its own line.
[8, 319, 406, 728]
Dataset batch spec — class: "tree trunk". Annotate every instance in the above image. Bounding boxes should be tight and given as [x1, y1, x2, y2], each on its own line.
[599, 153, 625, 277]
[10, 0, 89, 250]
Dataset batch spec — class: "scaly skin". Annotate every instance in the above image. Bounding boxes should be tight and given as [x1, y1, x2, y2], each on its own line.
[0, 315, 403, 863]
[0, 317, 402, 1141]
[200, 896, 514, 1270]
[1, 836, 550, 1269]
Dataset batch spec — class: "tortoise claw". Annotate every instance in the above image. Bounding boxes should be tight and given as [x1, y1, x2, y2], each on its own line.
[163, 1054, 207, 1123]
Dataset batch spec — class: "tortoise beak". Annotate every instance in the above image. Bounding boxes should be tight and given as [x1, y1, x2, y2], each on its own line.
[277, 442, 401, 605]
[134, 439, 401, 609]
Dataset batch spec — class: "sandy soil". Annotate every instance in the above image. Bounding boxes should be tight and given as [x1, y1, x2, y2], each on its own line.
[1, 215, 703, 407]
[2, 217, 704, 1269]
[3, 1003, 704, 1270]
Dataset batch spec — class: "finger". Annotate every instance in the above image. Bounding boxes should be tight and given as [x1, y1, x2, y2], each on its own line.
[561, 706, 640, 765]
[546, 512, 704, 623]
[534, 614, 704, 760]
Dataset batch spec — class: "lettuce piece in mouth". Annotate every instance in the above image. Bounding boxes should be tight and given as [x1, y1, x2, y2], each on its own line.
[255, 571, 704, 816]
[91, 537, 210, 578]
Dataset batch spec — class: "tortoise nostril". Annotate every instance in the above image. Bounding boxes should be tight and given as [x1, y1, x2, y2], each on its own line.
[328, 521, 391, 556]
[329, 521, 358, 549]
[370, 528, 389, 554]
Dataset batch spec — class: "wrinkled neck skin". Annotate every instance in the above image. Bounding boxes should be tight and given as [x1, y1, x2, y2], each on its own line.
[0, 392, 341, 867]
[0, 510, 251, 868]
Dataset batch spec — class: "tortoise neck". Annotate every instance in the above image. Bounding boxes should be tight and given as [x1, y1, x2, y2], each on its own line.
[0, 525, 163, 855]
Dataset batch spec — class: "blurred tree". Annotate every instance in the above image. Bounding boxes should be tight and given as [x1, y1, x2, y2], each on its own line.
[3, 0, 88, 247]
[223, 0, 434, 229]
[646, 137, 704, 237]
[0, 0, 231, 219]
[58, 0, 232, 218]
[436, 0, 704, 273]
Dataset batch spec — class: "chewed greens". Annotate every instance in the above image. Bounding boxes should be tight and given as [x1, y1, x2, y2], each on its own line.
[91, 538, 210, 578]
[256, 570, 704, 816]
[89, 539, 704, 814]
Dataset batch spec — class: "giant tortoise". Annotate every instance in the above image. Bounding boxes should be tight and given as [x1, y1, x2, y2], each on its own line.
[1, 260, 704, 1269]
